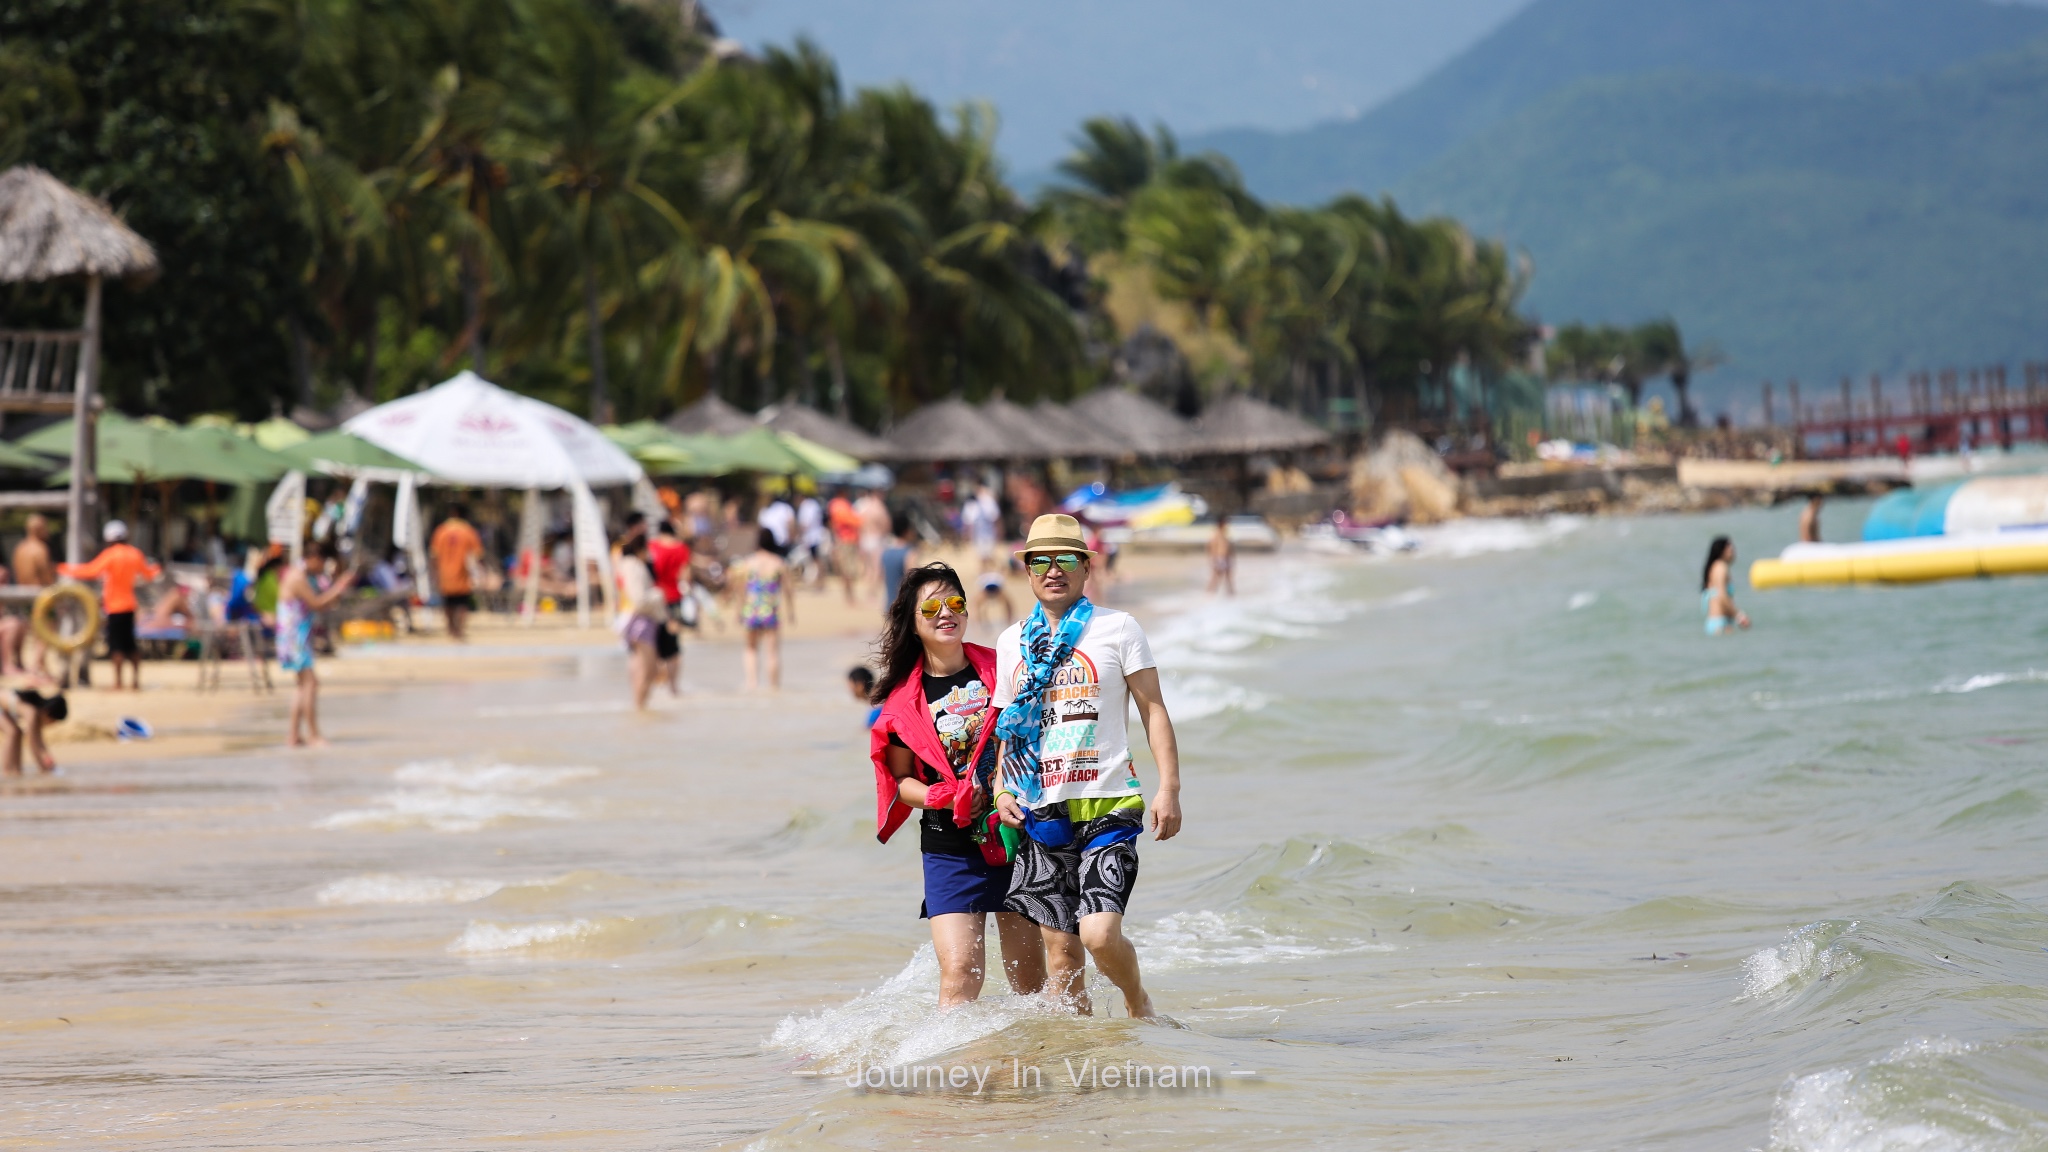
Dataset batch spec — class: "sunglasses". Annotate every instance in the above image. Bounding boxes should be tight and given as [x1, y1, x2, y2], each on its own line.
[1025, 552, 1084, 575]
[918, 595, 968, 619]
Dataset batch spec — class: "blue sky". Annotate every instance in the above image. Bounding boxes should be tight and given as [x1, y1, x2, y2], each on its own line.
[703, 0, 1534, 173]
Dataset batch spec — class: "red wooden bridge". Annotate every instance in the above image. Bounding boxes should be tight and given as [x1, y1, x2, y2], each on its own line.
[1765, 363, 2048, 458]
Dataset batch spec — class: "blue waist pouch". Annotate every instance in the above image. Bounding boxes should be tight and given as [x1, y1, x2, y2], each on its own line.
[1022, 805, 1073, 847]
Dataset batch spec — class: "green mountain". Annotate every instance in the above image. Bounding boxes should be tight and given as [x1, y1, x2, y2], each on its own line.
[1397, 41, 2048, 401]
[1192, 0, 2048, 203]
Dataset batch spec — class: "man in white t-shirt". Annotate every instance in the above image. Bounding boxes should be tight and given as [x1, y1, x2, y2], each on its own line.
[757, 495, 796, 554]
[962, 484, 1001, 568]
[993, 513, 1182, 1020]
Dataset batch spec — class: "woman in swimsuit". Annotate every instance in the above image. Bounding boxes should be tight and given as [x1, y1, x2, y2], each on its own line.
[617, 534, 666, 710]
[1701, 536, 1750, 636]
[869, 563, 1046, 1008]
[278, 540, 358, 746]
[740, 528, 793, 690]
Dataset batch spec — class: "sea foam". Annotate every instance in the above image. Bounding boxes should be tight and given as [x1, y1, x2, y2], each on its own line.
[317, 761, 597, 833]
[315, 874, 509, 905]
[767, 945, 1067, 1071]
[1767, 1037, 2028, 1152]
[1403, 516, 1583, 559]
[449, 918, 601, 954]
[1741, 922, 1862, 1000]
[1130, 909, 1386, 971]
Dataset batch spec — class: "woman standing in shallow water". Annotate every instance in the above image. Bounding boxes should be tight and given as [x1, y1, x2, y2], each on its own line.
[869, 562, 1047, 1009]
[739, 529, 793, 690]
[1702, 536, 1750, 636]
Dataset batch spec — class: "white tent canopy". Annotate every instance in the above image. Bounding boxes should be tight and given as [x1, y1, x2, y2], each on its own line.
[343, 370, 643, 489]
[343, 370, 641, 627]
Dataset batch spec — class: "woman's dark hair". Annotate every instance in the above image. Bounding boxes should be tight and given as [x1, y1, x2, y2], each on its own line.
[756, 527, 779, 554]
[1702, 536, 1732, 589]
[870, 562, 965, 705]
[621, 534, 648, 558]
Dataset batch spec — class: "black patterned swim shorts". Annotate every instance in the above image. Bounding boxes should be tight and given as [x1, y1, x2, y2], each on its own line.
[1004, 809, 1142, 935]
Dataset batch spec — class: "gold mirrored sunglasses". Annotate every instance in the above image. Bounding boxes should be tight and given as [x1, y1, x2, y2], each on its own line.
[918, 595, 968, 619]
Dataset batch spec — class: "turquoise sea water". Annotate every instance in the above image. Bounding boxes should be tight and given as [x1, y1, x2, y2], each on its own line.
[768, 503, 2048, 1149]
[3, 503, 2045, 1149]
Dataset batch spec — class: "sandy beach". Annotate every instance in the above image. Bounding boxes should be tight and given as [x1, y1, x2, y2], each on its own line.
[32, 542, 1190, 769]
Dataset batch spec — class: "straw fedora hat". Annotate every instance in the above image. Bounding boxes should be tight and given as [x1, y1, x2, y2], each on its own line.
[1014, 513, 1098, 558]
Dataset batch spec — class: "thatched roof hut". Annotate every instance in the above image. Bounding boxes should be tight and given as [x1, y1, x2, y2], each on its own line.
[977, 397, 1068, 459]
[665, 393, 756, 437]
[882, 398, 1019, 462]
[0, 166, 158, 284]
[1067, 388, 1196, 458]
[1029, 399, 1129, 459]
[756, 403, 890, 461]
[1187, 393, 1331, 455]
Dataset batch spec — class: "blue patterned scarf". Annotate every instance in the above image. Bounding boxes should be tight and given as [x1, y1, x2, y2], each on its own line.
[996, 596, 1093, 809]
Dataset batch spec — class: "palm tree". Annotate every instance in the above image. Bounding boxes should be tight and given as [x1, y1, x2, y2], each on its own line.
[1630, 317, 1722, 426]
[510, 0, 690, 421]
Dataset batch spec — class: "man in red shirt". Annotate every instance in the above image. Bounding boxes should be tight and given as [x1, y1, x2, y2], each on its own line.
[57, 519, 161, 690]
[646, 519, 691, 694]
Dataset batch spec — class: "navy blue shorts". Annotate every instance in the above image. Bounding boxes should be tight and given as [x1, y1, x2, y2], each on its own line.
[920, 851, 1013, 918]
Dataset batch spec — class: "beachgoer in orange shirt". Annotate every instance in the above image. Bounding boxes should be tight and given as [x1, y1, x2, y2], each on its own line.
[57, 519, 161, 690]
[429, 505, 485, 641]
[829, 491, 863, 605]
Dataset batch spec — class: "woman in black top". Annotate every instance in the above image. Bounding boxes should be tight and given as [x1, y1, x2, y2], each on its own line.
[873, 563, 1047, 1008]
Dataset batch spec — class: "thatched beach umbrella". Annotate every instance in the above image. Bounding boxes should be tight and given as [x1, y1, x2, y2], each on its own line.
[977, 397, 1066, 460]
[1029, 399, 1129, 459]
[756, 402, 890, 461]
[882, 399, 1018, 463]
[1068, 388, 1196, 458]
[665, 393, 757, 437]
[0, 165, 159, 562]
[1187, 392, 1331, 455]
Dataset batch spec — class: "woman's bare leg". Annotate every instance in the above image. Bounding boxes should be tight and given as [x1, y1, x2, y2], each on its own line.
[630, 643, 655, 711]
[930, 913, 990, 1009]
[742, 629, 760, 691]
[764, 627, 781, 689]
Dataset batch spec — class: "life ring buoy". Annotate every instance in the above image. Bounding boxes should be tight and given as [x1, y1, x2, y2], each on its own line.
[32, 583, 100, 654]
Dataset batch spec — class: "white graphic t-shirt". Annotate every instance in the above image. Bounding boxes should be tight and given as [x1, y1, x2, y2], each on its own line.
[992, 606, 1156, 808]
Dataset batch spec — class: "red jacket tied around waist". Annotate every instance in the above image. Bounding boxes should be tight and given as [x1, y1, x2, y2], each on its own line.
[869, 642, 1000, 844]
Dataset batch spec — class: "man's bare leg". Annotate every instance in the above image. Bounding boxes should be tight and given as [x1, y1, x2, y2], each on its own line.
[0, 711, 21, 775]
[1040, 929, 1091, 1014]
[0, 616, 25, 676]
[25, 712, 51, 773]
[995, 911, 1049, 995]
[1079, 911, 1156, 1019]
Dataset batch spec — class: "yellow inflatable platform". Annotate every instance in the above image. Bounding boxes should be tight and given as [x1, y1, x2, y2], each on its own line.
[1750, 529, 2048, 588]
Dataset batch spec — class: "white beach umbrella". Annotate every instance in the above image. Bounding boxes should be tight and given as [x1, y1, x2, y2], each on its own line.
[343, 370, 644, 489]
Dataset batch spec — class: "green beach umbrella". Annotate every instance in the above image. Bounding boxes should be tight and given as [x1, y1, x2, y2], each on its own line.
[174, 423, 297, 482]
[715, 426, 814, 475]
[38, 414, 290, 485]
[775, 430, 859, 475]
[0, 439, 54, 472]
[277, 430, 424, 475]
[605, 422, 731, 476]
[248, 416, 312, 451]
